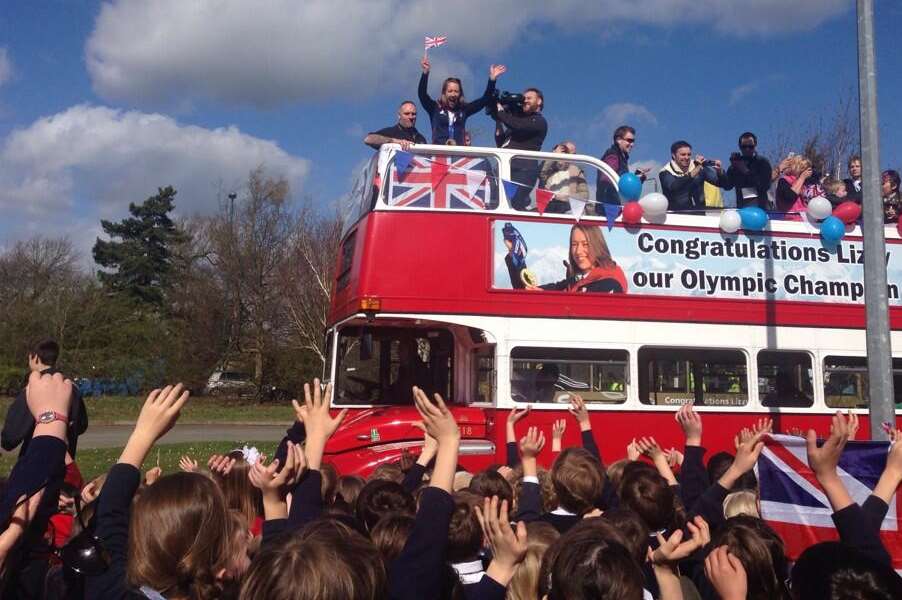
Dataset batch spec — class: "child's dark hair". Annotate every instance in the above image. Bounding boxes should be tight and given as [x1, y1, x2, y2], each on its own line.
[712, 515, 790, 600]
[601, 507, 650, 563]
[370, 512, 416, 566]
[468, 469, 513, 506]
[355, 480, 415, 531]
[542, 518, 642, 600]
[618, 464, 677, 532]
[239, 519, 386, 600]
[791, 541, 902, 600]
[446, 491, 483, 563]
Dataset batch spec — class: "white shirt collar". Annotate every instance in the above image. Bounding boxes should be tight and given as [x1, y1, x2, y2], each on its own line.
[451, 559, 485, 585]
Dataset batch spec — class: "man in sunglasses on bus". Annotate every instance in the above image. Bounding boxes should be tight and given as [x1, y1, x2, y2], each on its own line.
[726, 131, 772, 209]
[596, 125, 650, 208]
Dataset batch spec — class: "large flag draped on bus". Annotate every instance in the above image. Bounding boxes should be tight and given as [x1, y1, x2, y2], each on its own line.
[757, 434, 902, 568]
[389, 155, 492, 210]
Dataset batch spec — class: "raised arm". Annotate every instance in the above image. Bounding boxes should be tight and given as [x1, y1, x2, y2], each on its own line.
[288, 380, 346, 529]
[505, 406, 530, 467]
[418, 58, 436, 115]
[675, 402, 708, 509]
[513, 426, 545, 522]
[464, 64, 505, 116]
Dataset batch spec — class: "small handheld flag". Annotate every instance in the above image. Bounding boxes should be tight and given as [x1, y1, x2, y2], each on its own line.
[425, 35, 447, 50]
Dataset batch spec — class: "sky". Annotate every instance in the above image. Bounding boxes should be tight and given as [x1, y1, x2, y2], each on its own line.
[1, 0, 901, 266]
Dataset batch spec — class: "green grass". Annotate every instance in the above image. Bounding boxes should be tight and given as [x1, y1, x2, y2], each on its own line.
[0, 440, 279, 482]
[0, 395, 295, 424]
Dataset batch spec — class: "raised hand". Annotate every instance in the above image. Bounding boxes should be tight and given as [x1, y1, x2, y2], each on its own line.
[551, 418, 566, 452]
[519, 426, 545, 459]
[296, 379, 346, 442]
[506, 406, 531, 442]
[489, 64, 507, 81]
[846, 410, 860, 440]
[120, 384, 190, 468]
[568, 394, 591, 431]
[636, 436, 664, 461]
[144, 466, 162, 486]
[249, 441, 306, 520]
[134, 384, 190, 444]
[651, 516, 710, 564]
[412, 386, 459, 493]
[806, 411, 852, 482]
[413, 387, 459, 443]
[627, 438, 640, 461]
[412, 421, 439, 466]
[208, 454, 237, 477]
[179, 455, 198, 473]
[666, 448, 684, 468]
[421, 57, 430, 73]
[249, 442, 306, 495]
[675, 401, 702, 446]
[704, 545, 748, 600]
[719, 424, 768, 490]
[475, 496, 528, 587]
[873, 428, 902, 505]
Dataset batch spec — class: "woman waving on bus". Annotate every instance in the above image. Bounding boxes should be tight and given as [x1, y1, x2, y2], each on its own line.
[419, 58, 506, 145]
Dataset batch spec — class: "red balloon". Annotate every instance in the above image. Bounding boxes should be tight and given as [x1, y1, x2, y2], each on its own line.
[832, 201, 861, 225]
[622, 201, 643, 224]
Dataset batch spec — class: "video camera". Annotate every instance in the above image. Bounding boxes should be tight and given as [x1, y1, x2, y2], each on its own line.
[486, 90, 525, 116]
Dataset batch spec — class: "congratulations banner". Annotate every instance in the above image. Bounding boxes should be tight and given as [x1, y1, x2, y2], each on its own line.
[492, 219, 902, 305]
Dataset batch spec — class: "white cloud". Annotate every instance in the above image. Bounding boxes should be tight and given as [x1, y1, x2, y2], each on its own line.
[729, 81, 760, 106]
[85, 0, 850, 109]
[0, 48, 12, 87]
[0, 104, 309, 253]
[590, 103, 658, 135]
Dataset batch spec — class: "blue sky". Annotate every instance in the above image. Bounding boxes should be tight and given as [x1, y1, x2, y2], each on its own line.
[1, 0, 900, 263]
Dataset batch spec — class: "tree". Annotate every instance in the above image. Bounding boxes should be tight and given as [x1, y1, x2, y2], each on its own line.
[281, 207, 342, 367]
[206, 168, 297, 388]
[93, 186, 186, 306]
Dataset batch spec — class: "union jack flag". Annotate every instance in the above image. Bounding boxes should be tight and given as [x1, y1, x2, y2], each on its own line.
[757, 434, 902, 568]
[424, 35, 447, 49]
[389, 155, 493, 210]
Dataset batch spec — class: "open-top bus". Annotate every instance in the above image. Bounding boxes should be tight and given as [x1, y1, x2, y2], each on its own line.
[321, 144, 902, 476]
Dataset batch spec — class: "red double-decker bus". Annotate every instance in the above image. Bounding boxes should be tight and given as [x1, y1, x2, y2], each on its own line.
[321, 144, 902, 476]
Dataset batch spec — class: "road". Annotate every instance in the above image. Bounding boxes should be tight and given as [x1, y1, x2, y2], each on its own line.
[80, 424, 287, 448]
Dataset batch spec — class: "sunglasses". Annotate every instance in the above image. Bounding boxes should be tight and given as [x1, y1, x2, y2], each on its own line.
[622, 137, 636, 143]
[740, 144, 756, 150]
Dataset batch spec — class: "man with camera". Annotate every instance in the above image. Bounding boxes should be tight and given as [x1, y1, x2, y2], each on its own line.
[489, 88, 547, 210]
[725, 131, 772, 209]
[659, 140, 728, 212]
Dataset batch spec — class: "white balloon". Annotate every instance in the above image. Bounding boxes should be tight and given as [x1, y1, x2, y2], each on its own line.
[638, 192, 669, 216]
[806, 196, 832, 220]
[719, 209, 742, 233]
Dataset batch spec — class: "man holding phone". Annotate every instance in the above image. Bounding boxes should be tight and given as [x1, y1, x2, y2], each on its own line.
[725, 131, 772, 209]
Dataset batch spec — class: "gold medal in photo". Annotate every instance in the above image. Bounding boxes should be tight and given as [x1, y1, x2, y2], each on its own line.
[521, 269, 537, 287]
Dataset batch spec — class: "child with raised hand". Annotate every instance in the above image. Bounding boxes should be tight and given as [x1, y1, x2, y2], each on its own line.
[86, 383, 238, 600]
[803, 412, 894, 566]
[568, 393, 619, 509]
[472, 495, 529, 599]
[387, 386, 461, 600]
[674, 401, 708, 509]
[505, 405, 530, 467]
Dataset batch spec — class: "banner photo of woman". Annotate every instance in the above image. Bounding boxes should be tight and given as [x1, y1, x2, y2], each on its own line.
[499, 221, 628, 293]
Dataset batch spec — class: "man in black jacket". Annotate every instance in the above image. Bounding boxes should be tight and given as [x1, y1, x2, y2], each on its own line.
[844, 155, 863, 204]
[363, 101, 427, 151]
[1, 338, 88, 458]
[491, 88, 547, 210]
[659, 140, 728, 212]
[725, 131, 772, 209]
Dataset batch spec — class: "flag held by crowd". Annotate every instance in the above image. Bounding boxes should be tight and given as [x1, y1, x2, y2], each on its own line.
[758, 433, 902, 569]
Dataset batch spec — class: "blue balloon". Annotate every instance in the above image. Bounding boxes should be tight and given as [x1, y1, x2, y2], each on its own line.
[618, 173, 642, 201]
[820, 215, 845, 243]
[739, 206, 768, 230]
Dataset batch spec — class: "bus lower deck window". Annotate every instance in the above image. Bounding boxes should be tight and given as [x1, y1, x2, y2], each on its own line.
[639, 347, 748, 407]
[758, 351, 814, 408]
[510, 347, 628, 405]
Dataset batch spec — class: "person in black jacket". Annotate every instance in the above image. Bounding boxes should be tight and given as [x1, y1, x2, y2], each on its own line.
[364, 101, 427, 151]
[490, 88, 548, 210]
[419, 58, 506, 145]
[725, 132, 773, 209]
[2, 339, 88, 459]
[658, 140, 728, 212]
[844, 155, 863, 204]
[596, 125, 650, 207]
